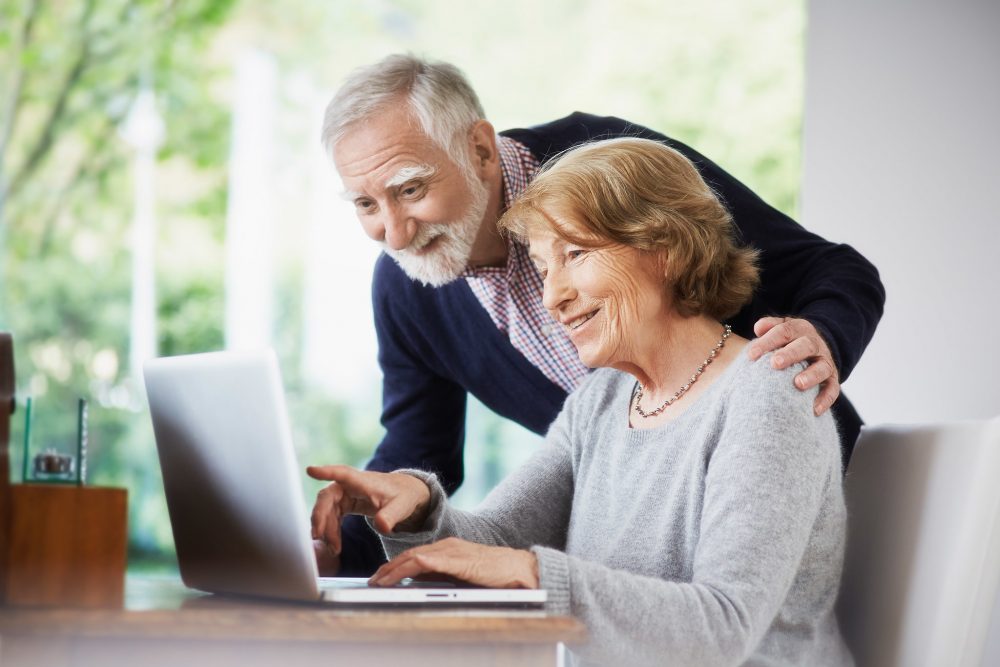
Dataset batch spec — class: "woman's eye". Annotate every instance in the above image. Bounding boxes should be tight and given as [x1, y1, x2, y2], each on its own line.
[567, 249, 586, 261]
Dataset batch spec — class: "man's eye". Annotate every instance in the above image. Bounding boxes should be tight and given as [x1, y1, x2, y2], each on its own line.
[356, 200, 376, 213]
[400, 182, 424, 197]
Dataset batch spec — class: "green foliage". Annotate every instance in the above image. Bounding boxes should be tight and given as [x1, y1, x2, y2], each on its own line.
[157, 276, 224, 357]
[0, 0, 238, 570]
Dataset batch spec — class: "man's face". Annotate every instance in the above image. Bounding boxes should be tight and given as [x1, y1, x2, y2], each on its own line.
[333, 106, 489, 287]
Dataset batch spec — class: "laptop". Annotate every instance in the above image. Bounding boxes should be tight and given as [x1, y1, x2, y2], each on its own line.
[143, 349, 546, 607]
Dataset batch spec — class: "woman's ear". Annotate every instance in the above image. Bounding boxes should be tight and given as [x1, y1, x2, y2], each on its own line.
[653, 249, 671, 282]
[654, 251, 683, 307]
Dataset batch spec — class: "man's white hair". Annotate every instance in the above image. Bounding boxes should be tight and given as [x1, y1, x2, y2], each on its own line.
[321, 54, 486, 168]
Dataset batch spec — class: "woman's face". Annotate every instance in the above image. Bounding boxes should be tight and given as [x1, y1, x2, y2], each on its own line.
[527, 226, 670, 369]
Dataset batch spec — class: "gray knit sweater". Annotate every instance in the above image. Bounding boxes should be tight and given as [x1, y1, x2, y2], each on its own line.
[379, 353, 853, 666]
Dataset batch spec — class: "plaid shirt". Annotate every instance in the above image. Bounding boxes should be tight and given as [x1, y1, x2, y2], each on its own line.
[462, 136, 590, 393]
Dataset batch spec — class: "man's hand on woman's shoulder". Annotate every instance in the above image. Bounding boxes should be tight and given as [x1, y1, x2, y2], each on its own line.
[748, 317, 840, 416]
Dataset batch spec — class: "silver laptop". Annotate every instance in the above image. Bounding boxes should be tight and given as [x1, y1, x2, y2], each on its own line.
[143, 349, 546, 607]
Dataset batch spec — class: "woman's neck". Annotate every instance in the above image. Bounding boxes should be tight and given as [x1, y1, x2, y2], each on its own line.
[616, 314, 747, 427]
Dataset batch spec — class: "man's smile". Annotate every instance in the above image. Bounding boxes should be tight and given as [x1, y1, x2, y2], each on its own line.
[410, 235, 444, 256]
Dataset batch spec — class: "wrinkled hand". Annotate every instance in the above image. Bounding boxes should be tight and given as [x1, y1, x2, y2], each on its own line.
[306, 465, 431, 555]
[748, 317, 840, 416]
[369, 537, 539, 589]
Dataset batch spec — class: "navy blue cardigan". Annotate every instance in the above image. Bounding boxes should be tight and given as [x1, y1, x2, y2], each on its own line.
[336, 113, 886, 575]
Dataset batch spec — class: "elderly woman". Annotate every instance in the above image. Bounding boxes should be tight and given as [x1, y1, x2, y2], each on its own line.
[309, 138, 851, 666]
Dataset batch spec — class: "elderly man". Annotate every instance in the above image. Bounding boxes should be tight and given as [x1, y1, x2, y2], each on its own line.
[315, 54, 885, 575]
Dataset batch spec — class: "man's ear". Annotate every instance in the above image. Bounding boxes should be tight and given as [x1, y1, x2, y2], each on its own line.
[469, 120, 498, 177]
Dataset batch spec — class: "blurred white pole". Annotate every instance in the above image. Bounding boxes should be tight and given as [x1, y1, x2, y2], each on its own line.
[301, 86, 380, 399]
[120, 86, 164, 388]
[225, 50, 277, 351]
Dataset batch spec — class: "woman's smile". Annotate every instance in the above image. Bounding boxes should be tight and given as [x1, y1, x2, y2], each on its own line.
[563, 309, 599, 333]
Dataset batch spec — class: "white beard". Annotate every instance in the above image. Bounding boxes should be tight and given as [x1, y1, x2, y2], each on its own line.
[381, 173, 490, 287]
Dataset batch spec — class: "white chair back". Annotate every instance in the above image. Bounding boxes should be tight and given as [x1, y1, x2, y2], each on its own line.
[838, 417, 1000, 667]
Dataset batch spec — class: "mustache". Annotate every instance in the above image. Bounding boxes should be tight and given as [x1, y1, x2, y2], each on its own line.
[380, 222, 453, 255]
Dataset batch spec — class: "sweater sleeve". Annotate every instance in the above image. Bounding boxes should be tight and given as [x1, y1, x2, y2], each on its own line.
[376, 421, 575, 562]
[532, 363, 844, 666]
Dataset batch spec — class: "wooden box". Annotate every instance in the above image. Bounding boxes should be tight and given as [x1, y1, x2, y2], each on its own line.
[2, 484, 128, 608]
[2, 331, 128, 608]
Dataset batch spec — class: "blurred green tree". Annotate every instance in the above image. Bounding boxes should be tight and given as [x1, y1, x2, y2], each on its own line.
[0, 0, 237, 568]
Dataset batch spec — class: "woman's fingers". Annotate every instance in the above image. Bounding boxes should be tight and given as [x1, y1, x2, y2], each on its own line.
[307, 464, 368, 491]
[372, 498, 411, 535]
[370, 552, 436, 587]
[373, 480, 431, 534]
[369, 539, 539, 589]
[311, 481, 345, 553]
[309, 467, 376, 554]
[370, 542, 457, 587]
[308, 466, 433, 553]
[310, 482, 335, 539]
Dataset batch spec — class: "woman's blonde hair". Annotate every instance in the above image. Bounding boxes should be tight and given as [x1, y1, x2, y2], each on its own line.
[499, 138, 760, 320]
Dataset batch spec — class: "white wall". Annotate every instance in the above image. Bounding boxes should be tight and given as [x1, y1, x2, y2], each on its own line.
[802, 0, 1000, 426]
[803, 2, 1000, 664]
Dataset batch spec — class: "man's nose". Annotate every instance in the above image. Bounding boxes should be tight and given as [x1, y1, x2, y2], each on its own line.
[374, 207, 417, 251]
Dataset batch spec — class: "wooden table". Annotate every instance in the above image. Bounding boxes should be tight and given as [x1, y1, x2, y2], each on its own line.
[0, 575, 586, 667]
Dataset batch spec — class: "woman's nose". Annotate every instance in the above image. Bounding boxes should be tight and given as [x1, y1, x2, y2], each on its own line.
[542, 268, 574, 312]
